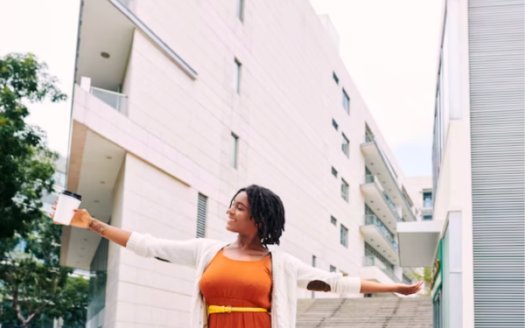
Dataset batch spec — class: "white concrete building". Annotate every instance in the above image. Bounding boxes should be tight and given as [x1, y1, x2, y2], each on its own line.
[404, 176, 433, 221]
[398, 0, 524, 327]
[60, 0, 424, 327]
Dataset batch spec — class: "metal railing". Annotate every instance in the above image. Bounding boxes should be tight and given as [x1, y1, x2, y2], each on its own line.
[365, 133, 374, 143]
[363, 255, 401, 283]
[90, 87, 128, 114]
[364, 215, 398, 252]
[363, 176, 403, 222]
[364, 174, 376, 184]
[361, 133, 416, 221]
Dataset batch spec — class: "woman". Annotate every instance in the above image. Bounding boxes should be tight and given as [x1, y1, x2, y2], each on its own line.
[51, 184, 422, 328]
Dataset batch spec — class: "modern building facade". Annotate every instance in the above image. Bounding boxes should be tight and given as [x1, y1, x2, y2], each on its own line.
[398, 0, 524, 327]
[60, 0, 424, 327]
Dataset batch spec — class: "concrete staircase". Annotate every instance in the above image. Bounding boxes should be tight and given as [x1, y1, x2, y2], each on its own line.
[296, 297, 433, 328]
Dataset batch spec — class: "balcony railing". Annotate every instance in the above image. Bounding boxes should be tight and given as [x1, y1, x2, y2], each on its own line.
[90, 87, 128, 114]
[364, 215, 399, 252]
[363, 255, 401, 283]
[365, 133, 374, 143]
[364, 174, 377, 185]
[363, 176, 403, 222]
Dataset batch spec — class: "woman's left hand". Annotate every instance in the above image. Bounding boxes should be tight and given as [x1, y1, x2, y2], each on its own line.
[396, 281, 424, 295]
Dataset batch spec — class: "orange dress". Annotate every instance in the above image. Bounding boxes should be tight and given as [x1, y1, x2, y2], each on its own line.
[199, 249, 272, 328]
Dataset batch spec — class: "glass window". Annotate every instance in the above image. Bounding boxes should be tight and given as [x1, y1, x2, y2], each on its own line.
[333, 72, 339, 84]
[231, 133, 239, 168]
[340, 224, 348, 247]
[330, 265, 336, 272]
[342, 133, 349, 157]
[341, 179, 349, 202]
[234, 59, 242, 93]
[312, 255, 316, 267]
[237, 0, 244, 21]
[423, 191, 433, 208]
[342, 89, 350, 114]
[196, 193, 208, 238]
[332, 119, 338, 130]
[423, 215, 433, 221]
[331, 167, 338, 177]
[330, 216, 337, 226]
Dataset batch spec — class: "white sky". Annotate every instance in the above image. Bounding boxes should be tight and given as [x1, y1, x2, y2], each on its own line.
[0, 0, 441, 176]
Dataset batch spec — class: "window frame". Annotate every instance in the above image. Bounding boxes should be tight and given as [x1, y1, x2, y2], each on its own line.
[340, 224, 348, 247]
[341, 178, 349, 202]
[342, 133, 349, 157]
[342, 89, 350, 114]
[234, 58, 242, 93]
[237, 0, 245, 22]
[231, 133, 239, 169]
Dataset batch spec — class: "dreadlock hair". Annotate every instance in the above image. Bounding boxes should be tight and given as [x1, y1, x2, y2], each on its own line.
[229, 184, 286, 246]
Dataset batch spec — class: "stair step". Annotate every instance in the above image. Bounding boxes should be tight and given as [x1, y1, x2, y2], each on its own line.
[296, 297, 432, 328]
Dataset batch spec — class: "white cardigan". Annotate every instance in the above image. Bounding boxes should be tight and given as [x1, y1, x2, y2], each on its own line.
[126, 232, 361, 328]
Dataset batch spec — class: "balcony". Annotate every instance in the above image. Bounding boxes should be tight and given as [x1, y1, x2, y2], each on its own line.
[360, 215, 400, 266]
[362, 255, 401, 283]
[361, 175, 402, 234]
[361, 135, 416, 221]
[90, 87, 128, 114]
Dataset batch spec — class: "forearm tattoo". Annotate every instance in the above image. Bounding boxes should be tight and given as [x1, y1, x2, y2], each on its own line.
[89, 219, 108, 236]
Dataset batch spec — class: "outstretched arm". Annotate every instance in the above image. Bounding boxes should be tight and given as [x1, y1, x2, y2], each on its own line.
[360, 280, 423, 295]
[51, 207, 131, 247]
[50, 206, 201, 267]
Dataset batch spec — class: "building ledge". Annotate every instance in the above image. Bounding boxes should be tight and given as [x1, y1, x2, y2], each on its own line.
[397, 220, 444, 267]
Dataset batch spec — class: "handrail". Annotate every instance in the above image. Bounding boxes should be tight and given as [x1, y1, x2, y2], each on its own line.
[363, 215, 398, 251]
[363, 255, 401, 283]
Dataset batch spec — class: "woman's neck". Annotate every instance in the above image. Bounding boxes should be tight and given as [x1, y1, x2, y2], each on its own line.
[232, 233, 266, 251]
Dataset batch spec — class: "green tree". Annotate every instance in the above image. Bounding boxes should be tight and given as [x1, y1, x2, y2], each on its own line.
[407, 267, 432, 297]
[0, 221, 88, 328]
[0, 53, 87, 327]
[0, 52, 66, 240]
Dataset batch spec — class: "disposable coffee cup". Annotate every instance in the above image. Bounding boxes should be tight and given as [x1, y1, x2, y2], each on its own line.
[54, 190, 82, 225]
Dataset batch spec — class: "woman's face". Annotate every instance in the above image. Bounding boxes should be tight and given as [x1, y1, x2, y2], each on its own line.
[226, 191, 257, 235]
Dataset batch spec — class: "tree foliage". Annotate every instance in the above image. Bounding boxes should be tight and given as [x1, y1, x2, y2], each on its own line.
[0, 53, 66, 239]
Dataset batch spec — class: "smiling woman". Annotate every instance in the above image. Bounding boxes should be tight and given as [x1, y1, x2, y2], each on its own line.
[50, 184, 422, 328]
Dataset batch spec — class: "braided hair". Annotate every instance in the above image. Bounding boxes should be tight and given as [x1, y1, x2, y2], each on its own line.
[229, 184, 286, 246]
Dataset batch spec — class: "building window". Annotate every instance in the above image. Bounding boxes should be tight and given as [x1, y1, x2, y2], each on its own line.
[231, 133, 239, 168]
[340, 224, 348, 247]
[333, 72, 339, 84]
[330, 265, 336, 272]
[423, 215, 433, 221]
[237, 0, 245, 22]
[332, 119, 338, 131]
[331, 167, 338, 177]
[331, 216, 337, 226]
[342, 89, 350, 114]
[341, 179, 349, 202]
[196, 193, 208, 238]
[234, 58, 242, 93]
[423, 191, 433, 208]
[342, 133, 349, 157]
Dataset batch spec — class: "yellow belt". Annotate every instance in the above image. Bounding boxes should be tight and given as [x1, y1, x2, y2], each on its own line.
[208, 305, 268, 314]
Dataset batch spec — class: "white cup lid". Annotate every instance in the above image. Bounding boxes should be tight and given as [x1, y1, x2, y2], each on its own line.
[62, 190, 82, 201]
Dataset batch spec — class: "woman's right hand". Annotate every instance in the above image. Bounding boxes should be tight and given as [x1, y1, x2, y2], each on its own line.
[50, 202, 93, 229]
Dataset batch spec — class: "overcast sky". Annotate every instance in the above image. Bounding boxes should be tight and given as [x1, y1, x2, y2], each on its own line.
[0, 0, 441, 177]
